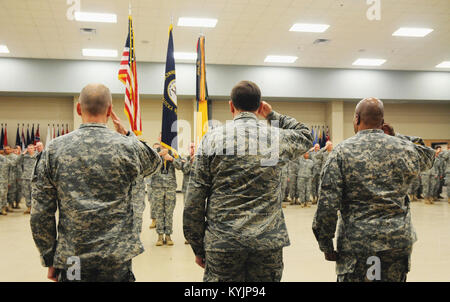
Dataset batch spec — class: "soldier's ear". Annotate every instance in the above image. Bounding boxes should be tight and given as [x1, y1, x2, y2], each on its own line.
[76, 103, 82, 116]
[356, 114, 361, 125]
[229, 100, 235, 114]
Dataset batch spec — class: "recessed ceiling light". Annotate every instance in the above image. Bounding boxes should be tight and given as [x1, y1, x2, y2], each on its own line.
[289, 23, 330, 33]
[0, 45, 9, 54]
[352, 58, 386, 66]
[82, 49, 118, 57]
[177, 17, 217, 28]
[264, 55, 298, 63]
[392, 27, 433, 37]
[436, 61, 450, 68]
[174, 52, 197, 60]
[75, 12, 117, 23]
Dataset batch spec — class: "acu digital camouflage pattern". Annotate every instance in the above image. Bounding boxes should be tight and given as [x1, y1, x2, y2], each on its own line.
[443, 150, 450, 198]
[184, 111, 313, 259]
[57, 259, 135, 282]
[30, 123, 161, 269]
[181, 155, 194, 194]
[131, 175, 146, 234]
[422, 154, 441, 198]
[203, 248, 283, 282]
[287, 160, 299, 200]
[150, 153, 183, 235]
[337, 249, 409, 282]
[0, 155, 8, 209]
[296, 157, 314, 205]
[308, 150, 321, 200]
[312, 129, 435, 278]
[5, 153, 20, 205]
[20, 153, 38, 207]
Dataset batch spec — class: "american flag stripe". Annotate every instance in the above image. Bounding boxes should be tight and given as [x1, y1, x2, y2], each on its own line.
[118, 16, 142, 136]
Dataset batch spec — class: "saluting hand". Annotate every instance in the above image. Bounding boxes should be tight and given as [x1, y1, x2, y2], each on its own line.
[111, 110, 128, 135]
[256, 101, 273, 119]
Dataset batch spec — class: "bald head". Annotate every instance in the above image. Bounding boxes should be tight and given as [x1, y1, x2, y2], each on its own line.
[79, 84, 112, 116]
[354, 98, 384, 133]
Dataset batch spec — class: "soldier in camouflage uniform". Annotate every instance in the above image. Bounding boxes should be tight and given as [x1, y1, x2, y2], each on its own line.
[150, 146, 183, 246]
[147, 142, 161, 229]
[132, 175, 146, 234]
[30, 84, 161, 282]
[309, 143, 321, 203]
[287, 159, 299, 204]
[312, 98, 435, 282]
[0, 150, 8, 215]
[443, 150, 450, 203]
[181, 142, 195, 202]
[296, 152, 314, 207]
[279, 162, 289, 208]
[4, 146, 20, 211]
[20, 144, 38, 214]
[407, 174, 421, 201]
[422, 148, 441, 204]
[434, 147, 446, 199]
[184, 81, 313, 282]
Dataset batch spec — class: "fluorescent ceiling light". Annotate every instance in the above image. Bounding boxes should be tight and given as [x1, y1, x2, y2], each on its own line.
[392, 27, 433, 37]
[0, 45, 9, 53]
[82, 48, 118, 57]
[177, 17, 217, 28]
[174, 52, 197, 60]
[264, 55, 298, 63]
[436, 61, 450, 68]
[352, 58, 386, 66]
[289, 23, 330, 33]
[75, 12, 117, 23]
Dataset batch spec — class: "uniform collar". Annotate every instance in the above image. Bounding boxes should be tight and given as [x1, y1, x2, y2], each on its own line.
[233, 112, 258, 121]
[357, 129, 384, 135]
[79, 123, 108, 129]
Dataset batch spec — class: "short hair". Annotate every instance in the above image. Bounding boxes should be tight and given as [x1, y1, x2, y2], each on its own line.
[79, 84, 112, 116]
[27, 144, 34, 147]
[231, 81, 261, 112]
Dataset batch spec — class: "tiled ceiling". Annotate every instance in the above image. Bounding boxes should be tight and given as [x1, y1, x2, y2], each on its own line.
[0, 0, 449, 71]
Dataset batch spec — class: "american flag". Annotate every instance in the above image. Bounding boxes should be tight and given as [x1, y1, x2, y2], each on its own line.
[118, 15, 142, 136]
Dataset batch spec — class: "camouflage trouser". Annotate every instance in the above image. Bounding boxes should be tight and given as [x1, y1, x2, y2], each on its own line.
[337, 251, 409, 282]
[152, 188, 176, 235]
[203, 249, 283, 282]
[57, 260, 135, 282]
[287, 175, 298, 199]
[446, 172, 450, 198]
[147, 185, 156, 219]
[423, 175, 439, 198]
[408, 177, 420, 196]
[0, 183, 7, 209]
[22, 179, 32, 207]
[7, 182, 18, 205]
[280, 177, 288, 202]
[311, 174, 320, 199]
[297, 177, 311, 205]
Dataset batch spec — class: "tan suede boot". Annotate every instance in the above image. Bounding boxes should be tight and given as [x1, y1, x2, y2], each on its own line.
[156, 234, 164, 246]
[149, 219, 156, 229]
[1, 207, 7, 215]
[165, 235, 174, 246]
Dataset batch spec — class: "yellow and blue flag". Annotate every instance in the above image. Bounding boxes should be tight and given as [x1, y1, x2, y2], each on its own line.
[195, 35, 210, 151]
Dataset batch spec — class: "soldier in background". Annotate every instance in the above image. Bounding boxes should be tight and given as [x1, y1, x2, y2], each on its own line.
[407, 174, 421, 201]
[148, 142, 161, 229]
[150, 144, 183, 246]
[181, 142, 195, 203]
[443, 149, 450, 203]
[434, 147, 446, 199]
[309, 143, 321, 204]
[35, 142, 44, 154]
[287, 159, 299, 205]
[422, 148, 441, 204]
[4, 146, 21, 212]
[31, 83, 161, 282]
[297, 152, 314, 207]
[0, 149, 8, 216]
[313, 97, 435, 282]
[184, 81, 312, 282]
[132, 175, 146, 234]
[279, 163, 288, 208]
[20, 144, 38, 214]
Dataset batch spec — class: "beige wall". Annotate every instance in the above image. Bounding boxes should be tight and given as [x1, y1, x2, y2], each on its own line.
[0, 96, 74, 147]
[344, 102, 450, 141]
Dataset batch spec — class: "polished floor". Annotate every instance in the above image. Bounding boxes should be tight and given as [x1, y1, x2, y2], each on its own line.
[0, 193, 449, 282]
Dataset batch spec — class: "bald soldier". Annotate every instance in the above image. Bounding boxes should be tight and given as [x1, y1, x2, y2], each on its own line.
[184, 81, 313, 282]
[31, 84, 161, 282]
[313, 97, 435, 282]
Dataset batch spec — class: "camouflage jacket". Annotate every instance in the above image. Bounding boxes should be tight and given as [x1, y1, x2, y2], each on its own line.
[309, 150, 322, 177]
[5, 153, 20, 184]
[0, 156, 8, 186]
[149, 150, 183, 189]
[30, 123, 161, 268]
[312, 129, 435, 274]
[184, 111, 313, 257]
[20, 153, 38, 180]
[298, 157, 314, 178]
